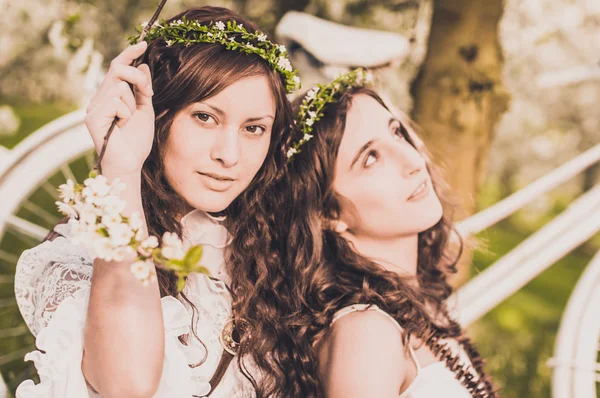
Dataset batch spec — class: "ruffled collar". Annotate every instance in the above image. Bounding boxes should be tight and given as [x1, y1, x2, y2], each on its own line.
[180, 210, 229, 249]
[180, 209, 231, 281]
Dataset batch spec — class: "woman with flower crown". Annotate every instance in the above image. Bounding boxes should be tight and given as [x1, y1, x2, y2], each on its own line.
[252, 70, 498, 397]
[13, 6, 300, 398]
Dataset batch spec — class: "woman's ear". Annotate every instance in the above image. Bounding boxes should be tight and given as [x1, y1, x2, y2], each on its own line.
[322, 218, 348, 234]
[333, 220, 349, 234]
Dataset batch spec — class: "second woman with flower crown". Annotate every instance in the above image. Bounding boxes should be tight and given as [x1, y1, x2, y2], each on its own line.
[14, 6, 300, 398]
[257, 70, 498, 397]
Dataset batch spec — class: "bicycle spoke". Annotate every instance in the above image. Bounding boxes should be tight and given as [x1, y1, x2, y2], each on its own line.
[22, 200, 60, 226]
[0, 298, 17, 309]
[0, 347, 33, 367]
[5, 216, 47, 242]
[0, 326, 29, 338]
[85, 151, 95, 172]
[0, 251, 18, 265]
[41, 181, 60, 200]
[7, 363, 37, 390]
[60, 164, 77, 184]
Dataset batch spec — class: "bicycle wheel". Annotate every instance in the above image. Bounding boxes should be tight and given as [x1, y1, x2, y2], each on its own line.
[0, 109, 93, 394]
[551, 249, 600, 398]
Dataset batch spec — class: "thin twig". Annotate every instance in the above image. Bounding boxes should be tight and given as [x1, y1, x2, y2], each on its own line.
[94, 0, 168, 173]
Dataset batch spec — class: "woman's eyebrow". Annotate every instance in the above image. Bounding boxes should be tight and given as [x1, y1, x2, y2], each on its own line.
[201, 103, 225, 116]
[196, 103, 274, 123]
[389, 117, 401, 127]
[245, 115, 274, 123]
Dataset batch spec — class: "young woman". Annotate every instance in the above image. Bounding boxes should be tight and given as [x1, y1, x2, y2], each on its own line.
[14, 6, 297, 398]
[261, 71, 498, 397]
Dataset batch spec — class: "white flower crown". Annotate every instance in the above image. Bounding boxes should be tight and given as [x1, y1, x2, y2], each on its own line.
[287, 68, 373, 160]
[129, 17, 301, 94]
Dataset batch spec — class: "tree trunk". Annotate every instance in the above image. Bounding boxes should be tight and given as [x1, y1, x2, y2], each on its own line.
[411, 0, 509, 283]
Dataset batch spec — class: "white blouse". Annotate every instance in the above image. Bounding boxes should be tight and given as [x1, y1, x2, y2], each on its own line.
[13, 210, 256, 398]
[331, 304, 480, 398]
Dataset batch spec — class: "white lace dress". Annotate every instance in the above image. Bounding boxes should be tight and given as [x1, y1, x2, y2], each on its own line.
[13, 210, 256, 398]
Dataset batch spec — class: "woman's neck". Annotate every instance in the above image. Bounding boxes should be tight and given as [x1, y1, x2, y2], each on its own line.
[346, 232, 419, 277]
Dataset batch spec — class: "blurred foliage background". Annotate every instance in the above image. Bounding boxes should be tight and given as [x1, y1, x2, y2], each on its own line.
[1, 0, 599, 397]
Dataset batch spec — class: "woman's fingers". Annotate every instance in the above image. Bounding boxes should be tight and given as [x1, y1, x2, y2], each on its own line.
[111, 82, 137, 115]
[84, 41, 154, 140]
[87, 97, 133, 127]
[112, 98, 134, 127]
[105, 63, 150, 90]
[134, 64, 154, 107]
[110, 41, 148, 69]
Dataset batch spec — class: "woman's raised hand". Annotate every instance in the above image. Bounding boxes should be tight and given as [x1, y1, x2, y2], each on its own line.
[85, 41, 155, 176]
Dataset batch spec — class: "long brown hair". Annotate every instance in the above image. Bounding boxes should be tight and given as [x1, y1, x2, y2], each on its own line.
[236, 86, 497, 396]
[138, 6, 295, 384]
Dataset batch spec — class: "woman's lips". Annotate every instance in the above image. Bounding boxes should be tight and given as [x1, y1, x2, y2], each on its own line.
[197, 172, 237, 192]
[407, 179, 430, 201]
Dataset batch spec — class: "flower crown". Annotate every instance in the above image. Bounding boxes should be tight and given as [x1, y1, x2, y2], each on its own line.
[128, 18, 300, 94]
[287, 68, 373, 159]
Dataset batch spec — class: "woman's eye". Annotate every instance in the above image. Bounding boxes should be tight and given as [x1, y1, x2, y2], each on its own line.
[245, 125, 266, 135]
[393, 125, 406, 141]
[194, 112, 214, 123]
[364, 151, 379, 168]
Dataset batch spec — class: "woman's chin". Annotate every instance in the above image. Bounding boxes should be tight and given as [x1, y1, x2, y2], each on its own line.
[185, 192, 235, 214]
[425, 201, 445, 228]
[409, 201, 444, 233]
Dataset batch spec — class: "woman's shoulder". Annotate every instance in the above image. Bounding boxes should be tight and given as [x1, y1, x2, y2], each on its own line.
[15, 223, 94, 287]
[318, 304, 408, 396]
[331, 304, 403, 332]
[328, 304, 405, 348]
[321, 304, 408, 365]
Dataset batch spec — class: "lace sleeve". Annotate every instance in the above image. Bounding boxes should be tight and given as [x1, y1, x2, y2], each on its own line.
[14, 226, 93, 336]
[12, 226, 212, 398]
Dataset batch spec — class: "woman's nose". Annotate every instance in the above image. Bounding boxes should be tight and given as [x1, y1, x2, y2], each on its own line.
[395, 144, 426, 179]
[210, 126, 240, 167]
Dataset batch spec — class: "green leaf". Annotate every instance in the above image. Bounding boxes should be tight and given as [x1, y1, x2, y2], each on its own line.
[152, 250, 163, 263]
[176, 276, 186, 292]
[166, 259, 184, 271]
[195, 266, 211, 276]
[184, 245, 203, 267]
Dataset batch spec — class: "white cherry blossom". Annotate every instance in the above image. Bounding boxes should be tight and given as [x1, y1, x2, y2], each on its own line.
[58, 179, 76, 203]
[161, 232, 185, 260]
[55, 201, 77, 218]
[108, 223, 134, 247]
[131, 261, 153, 281]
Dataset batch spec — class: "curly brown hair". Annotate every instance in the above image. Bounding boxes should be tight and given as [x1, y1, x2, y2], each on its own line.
[136, 6, 295, 380]
[231, 86, 498, 397]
